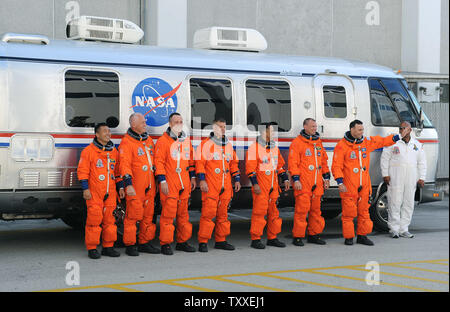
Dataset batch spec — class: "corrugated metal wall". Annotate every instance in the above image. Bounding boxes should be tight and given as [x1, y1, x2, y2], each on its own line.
[421, 101, 449, 179]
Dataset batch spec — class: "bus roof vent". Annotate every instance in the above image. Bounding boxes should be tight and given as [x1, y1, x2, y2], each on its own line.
[193, 27, 267, 52]
[66, 16, 143, 44]
[1, 33, 49, 45]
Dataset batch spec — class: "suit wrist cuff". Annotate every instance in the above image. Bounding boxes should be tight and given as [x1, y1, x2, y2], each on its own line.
[336, 178, 344, 185]
[123, 175, 132, 188]
[80, 180, 89, 190]
[116, 180, 124, 190]
[249, 176, 258, 185]
[278, 172, 288, 182]
[157, 175, 166, 183]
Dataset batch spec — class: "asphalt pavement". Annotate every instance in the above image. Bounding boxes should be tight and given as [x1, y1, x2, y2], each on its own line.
[0, 198, 448, 292]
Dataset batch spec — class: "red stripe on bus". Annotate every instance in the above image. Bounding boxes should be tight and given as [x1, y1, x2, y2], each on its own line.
[0, 133, 441, 144]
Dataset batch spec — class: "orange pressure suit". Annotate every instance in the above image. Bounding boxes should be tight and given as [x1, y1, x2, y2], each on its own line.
[154, 128, 196, 245]
[196, 133, 240, 244]
[288, 130, 330, 238]
[246, 137, 289, 241]
[77, 138, 122, 251]
[119, 128, 156, 247]
[332, 132, 399, 238]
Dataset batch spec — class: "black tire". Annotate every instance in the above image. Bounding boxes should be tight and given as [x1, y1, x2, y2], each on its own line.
[321, 210, 341, 220]
[61, 213, 85, 230]
[370, 190, 390, 232]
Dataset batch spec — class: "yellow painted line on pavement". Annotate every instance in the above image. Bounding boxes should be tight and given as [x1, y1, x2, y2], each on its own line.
[159, 281, 221, 292]
[107, 285, 143, 292]
[421, 260, 449, 267]
[258, 273, 366, 292]
[427, 262, 449, 267]
[304, 270, 440, 292]
[38, 258, 449, 292]
[385, 264, 449, 275]
[209, 277, 293, 292]
[348, 267, 449, 285]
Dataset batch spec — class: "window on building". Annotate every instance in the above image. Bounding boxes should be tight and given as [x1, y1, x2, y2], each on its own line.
[190, 78, 233, 129]
[440, 83, 449, 104]
[246, 79, 291, 132]
[323, 85, 347, 118]
[65, 70, 120, 128]
[369, 79, 400, 126]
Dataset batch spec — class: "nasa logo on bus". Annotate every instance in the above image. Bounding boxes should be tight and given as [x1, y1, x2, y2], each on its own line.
[131, 78, 182, 127]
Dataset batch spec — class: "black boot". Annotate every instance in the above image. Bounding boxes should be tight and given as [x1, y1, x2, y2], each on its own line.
[198, 243, 208, 252]
[357, 235, 374, 246]
[161, 244, 173, 255]
[267, 238, 286, 248]
[125, 245, 139, 256]
[293, 237, 304, 246]
[138, 243, 161, 254]
[101, 247, 120, 257]
[214, 241, 235, 251]
[176, 242, 196, 252]
[251, 239, 265, 249]
[344, 238, 354, 245]
[88, 249, 101, 259]
[307, 235, 326, 245]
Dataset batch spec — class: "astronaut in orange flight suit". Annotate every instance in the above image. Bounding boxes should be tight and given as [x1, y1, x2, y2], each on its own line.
[246, 122, 290, 249]
[332, 120, 401, 246]
[288, 118, 330, 246]
[154, 113, 197, 255]
[77, 123, 124, 259]
[196, 118, 241, 252]
[119, 113, 160, 257]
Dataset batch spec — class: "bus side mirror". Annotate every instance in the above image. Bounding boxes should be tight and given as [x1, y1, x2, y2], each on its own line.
[415, 108, 424, 137]
[419, 108, 424, 129]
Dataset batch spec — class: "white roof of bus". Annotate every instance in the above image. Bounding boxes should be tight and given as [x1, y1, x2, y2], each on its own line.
[0, 38, 402, 79]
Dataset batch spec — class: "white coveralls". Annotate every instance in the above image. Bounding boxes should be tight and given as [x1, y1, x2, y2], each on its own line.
[380, 137, 427, 234]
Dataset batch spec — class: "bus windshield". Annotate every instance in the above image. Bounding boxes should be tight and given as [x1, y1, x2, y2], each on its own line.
[369, 78, 433, 128]
[400, 79, 433, 128]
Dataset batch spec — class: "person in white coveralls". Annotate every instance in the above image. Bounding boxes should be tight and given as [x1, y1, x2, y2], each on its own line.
[380, 121, 427, 239]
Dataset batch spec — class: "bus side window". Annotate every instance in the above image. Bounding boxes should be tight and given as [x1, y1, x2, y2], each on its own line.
[323, 85, 347, 118]
[246, 79, 291, 132]
[65, 70, 120, 128]
[190, 78, 233, 130]
[369, 79, 400, 126]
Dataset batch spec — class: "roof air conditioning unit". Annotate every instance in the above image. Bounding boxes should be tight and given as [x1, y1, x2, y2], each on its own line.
[193, 27, 267, 52]
[66, 16, 143, 44]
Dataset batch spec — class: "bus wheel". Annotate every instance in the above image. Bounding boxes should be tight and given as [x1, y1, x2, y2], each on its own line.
[370, 191, 390, 232]
[61, 213, 85, 230]
[322, 210, 341, 220]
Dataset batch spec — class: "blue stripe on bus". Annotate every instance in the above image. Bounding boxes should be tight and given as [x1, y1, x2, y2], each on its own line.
[0, 56, 369, 80]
